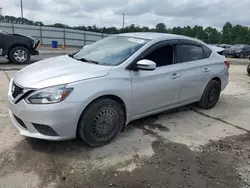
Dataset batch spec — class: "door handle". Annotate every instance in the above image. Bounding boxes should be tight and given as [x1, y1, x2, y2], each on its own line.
[171, 73, 180, 79]
[203, 68, 211, 73]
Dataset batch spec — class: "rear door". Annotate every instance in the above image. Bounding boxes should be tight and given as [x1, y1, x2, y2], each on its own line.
[177, 41, 212, 103]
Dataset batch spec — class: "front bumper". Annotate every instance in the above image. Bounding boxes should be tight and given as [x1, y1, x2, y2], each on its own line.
[31, 49, 39, 56]
[30, 39, 40, 55]
[8, 85, 84, 141]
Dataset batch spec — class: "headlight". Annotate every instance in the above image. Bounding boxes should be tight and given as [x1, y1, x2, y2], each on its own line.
[26, 85, 73, 104]
[236, 50, 242, 53]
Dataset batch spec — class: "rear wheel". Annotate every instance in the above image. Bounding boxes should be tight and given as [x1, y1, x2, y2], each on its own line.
[9, 46, 30, 64]
[247, 63, 250, 75]
[78, 98, 125, 147]
[198, 80, 221, 109]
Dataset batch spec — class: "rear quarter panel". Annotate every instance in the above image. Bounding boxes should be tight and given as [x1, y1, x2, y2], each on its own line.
[207, 51, 229, 91]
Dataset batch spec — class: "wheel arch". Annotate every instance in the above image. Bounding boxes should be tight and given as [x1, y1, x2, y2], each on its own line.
[76, 94, 127, 135]
[6, 44, 31, 56]
[200, 77, 222, 100]
[211, 77, 221, 86]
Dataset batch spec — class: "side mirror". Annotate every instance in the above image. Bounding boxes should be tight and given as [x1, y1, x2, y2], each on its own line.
[136, 59, 156, 71]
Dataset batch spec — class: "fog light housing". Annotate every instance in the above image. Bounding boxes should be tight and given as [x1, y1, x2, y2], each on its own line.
[33, 123, 58, 136]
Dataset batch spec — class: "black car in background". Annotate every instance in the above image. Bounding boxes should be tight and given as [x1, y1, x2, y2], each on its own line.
[0, 30, 39, 64]
[225, 44, 250, 58]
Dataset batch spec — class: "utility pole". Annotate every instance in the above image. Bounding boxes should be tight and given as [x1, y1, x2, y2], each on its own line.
[122, 13, 125, 28]
[20, 0, 24, 20]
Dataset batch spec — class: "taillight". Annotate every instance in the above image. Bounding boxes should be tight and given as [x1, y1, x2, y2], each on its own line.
[225, 60, 230, 69]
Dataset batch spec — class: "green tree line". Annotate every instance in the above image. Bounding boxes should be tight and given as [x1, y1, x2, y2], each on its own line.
[1, 15, 250, 44]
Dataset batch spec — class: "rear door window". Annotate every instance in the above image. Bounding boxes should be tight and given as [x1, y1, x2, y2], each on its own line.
[178, 44, 204, 63]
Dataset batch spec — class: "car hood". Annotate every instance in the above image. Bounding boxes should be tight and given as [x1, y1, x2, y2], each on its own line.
[14, 55, 112, 88]
[11, 34, 34, 40]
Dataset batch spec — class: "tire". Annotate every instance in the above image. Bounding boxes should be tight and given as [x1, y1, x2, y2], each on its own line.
[247, 63, 250, 75]
[78, 98, 125, 147]
[9, 46, 31, 64]
[198, 80, 221, 109]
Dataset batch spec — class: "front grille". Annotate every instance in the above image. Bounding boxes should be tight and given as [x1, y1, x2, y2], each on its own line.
[33, 123, 59, 136]
[14, 115, 27, 129]
[12, 83, 24, 98]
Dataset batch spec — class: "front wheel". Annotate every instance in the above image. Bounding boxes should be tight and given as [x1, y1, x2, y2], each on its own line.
[247, 64, 250, 75]
[198, 80, 221, 109]
[78, 98, 125, 147]
[9, 46, 31, 64]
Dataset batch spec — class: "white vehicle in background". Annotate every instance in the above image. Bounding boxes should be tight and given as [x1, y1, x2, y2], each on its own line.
[208, 45, 225, 56]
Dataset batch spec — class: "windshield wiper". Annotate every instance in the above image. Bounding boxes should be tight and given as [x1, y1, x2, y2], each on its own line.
[77, 58, 99, 64]
[68, 52, 77, 58]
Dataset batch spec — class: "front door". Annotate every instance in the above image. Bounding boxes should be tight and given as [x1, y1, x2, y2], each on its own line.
[130, 42, 181, 119]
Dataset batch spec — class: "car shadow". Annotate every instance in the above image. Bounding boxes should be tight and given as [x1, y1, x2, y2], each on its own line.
[24, 136, 91, 157]
[0, 60, 37, 65]
[0, 57, 41, 65]
[22, 105, 193, 158]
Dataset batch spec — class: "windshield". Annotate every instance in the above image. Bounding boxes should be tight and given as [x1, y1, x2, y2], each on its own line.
[230, 44, 245, 49]
[73, 36, 149, 66]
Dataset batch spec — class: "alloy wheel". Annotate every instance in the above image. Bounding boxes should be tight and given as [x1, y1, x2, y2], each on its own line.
[14, 50, 27, 62]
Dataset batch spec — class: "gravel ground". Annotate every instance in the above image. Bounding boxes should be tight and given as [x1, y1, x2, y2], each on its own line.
[1, 128, 249, 188]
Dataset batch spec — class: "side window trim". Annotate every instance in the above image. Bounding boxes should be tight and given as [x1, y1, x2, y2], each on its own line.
[202, 45, 212, 58]
[126, 40, 178, 70]
[177, 41, 205, 63]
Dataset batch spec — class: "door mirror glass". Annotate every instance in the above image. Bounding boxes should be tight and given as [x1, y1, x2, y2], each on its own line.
[136, 59, 156, 71]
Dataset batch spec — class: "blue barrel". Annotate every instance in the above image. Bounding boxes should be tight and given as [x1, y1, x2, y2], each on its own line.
[51, 41, 58, 48]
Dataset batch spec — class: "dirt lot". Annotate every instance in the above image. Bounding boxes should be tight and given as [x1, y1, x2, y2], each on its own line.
[0, 64, 250, 188]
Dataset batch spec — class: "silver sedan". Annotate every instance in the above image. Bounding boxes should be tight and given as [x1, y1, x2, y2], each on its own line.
[8, 32, 229, 146]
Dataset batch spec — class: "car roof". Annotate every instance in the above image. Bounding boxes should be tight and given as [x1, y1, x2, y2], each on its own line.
[117, 32, 204, 44]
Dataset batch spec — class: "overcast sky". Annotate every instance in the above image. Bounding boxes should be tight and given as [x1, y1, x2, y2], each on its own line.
[1, 0, 250, 29]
